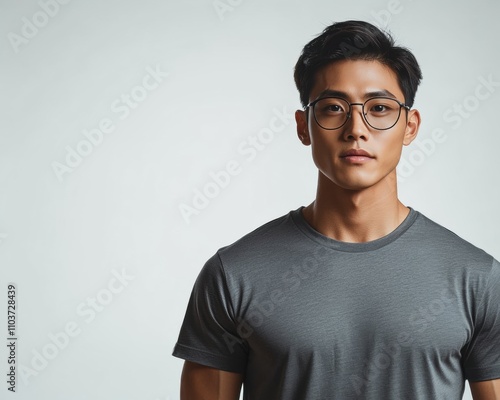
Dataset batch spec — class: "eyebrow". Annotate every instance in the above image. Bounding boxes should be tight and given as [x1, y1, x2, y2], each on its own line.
[314, 89, 398, 101]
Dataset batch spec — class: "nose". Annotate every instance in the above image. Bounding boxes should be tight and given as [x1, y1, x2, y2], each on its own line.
[343, 103, 369, 141]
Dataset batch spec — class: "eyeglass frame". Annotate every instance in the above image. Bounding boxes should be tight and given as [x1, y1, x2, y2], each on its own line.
[304, 96, 411, 131]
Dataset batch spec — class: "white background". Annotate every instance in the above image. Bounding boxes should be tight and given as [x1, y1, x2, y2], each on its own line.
[0, 0, 499, 399]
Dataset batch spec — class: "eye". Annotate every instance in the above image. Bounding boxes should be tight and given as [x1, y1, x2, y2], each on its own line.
[317, 98, 347, 114]
[326, 104, 343, 112]
[366, 99, 399, 114]
[371, 104, 387, 113]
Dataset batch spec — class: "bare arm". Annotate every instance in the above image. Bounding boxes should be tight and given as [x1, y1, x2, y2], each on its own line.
[470, 379, 500, 400]
[180, 361, 244, 400]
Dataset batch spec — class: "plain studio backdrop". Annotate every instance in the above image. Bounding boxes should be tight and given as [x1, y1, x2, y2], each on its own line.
[0, 0, 499, 399]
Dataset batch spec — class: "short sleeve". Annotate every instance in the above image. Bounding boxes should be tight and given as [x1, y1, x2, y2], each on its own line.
[462, 258, 500, 381]
[172, 253, 248, 374]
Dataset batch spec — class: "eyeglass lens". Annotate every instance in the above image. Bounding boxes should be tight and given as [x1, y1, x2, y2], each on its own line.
[312, 97, 403, 130]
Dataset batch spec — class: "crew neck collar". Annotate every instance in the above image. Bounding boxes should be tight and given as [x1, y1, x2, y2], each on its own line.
[290, 206, 419, 253]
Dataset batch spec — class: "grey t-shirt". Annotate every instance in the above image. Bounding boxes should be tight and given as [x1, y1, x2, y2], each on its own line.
[172, 207, 500, 399]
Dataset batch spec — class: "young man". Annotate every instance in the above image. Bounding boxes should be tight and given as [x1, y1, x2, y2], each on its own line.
[172, 21, 500, 399]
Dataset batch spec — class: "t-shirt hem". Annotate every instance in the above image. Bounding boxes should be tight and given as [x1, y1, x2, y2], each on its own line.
[172, 342, 246, 374]
[465, 364, 500, 382]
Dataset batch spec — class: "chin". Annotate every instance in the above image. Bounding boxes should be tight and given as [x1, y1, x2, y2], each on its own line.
[330, 172, 381, 191]
[337, 181, 376, 191]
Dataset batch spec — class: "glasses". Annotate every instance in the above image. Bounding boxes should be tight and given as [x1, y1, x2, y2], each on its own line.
[305, 96, 410, 130]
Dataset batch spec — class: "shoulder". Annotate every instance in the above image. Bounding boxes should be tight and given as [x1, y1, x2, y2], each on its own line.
[213, 207, 304, 270]
[411, 210, 494, 268]
[219, 207, 301, 253]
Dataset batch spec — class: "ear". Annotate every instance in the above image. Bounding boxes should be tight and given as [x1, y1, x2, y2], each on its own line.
[403, 108, 421, 146]
[295, 109, 311, 146]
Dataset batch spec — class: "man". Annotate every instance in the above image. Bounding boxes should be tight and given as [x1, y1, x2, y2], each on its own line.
[172, 20, 500, 399]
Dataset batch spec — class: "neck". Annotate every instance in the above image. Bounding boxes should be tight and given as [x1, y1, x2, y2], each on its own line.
[302, 171, 410, 243]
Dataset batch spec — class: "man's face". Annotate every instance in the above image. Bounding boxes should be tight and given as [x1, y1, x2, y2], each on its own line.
[295, 59, 420, 191]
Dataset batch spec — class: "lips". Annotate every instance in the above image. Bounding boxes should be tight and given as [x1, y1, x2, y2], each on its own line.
[340, 149, 374, 158]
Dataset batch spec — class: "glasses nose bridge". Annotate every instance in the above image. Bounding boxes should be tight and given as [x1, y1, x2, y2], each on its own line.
[348, 101, 364, 110]
[346, 101, 366, 121]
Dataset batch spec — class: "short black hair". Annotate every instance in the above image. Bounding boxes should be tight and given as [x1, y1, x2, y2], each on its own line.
[294, 20, 422, 108]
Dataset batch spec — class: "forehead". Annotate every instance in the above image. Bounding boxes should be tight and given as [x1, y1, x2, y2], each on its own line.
[310, 59, 404, 101]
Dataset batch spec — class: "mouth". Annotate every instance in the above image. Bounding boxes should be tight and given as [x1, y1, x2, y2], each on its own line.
[340, 149, 375, 163]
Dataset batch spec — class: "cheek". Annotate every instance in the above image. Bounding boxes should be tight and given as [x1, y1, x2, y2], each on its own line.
[310, 132, 337, 158]
[309, 134, 338, 173]
[378, 131, 406, 166]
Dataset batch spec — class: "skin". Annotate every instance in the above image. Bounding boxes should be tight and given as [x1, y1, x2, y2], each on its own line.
[294, 59, 420, 243]
[470, 380, 500, 400]
[180, 59, 500, 399]
[180, 361, 243, 400]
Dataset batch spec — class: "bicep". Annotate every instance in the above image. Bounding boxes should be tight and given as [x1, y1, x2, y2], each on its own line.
[181, 361, 244, 400]
[470, 379, 500, 400]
